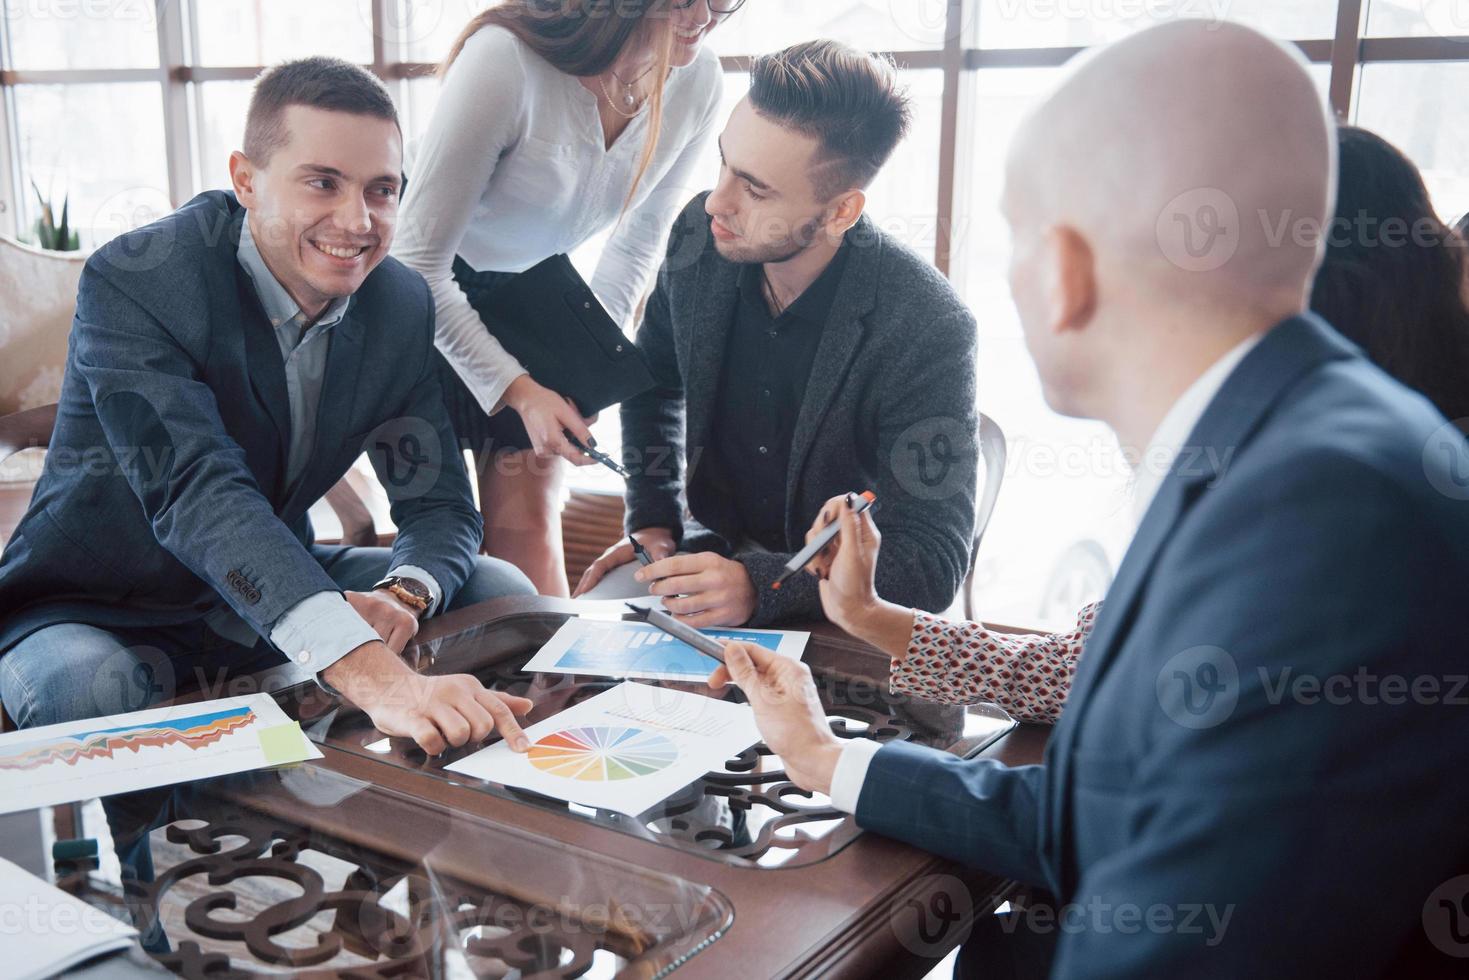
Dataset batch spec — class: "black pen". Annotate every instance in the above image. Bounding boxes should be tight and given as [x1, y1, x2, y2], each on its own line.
[564, 429, 628, 478]
[624, 602, 727, 664]
[630, 536, 654, 567]
[771, 490, 878, 590]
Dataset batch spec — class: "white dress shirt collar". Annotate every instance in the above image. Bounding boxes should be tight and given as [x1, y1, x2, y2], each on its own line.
[1130, 331, 1264, 524]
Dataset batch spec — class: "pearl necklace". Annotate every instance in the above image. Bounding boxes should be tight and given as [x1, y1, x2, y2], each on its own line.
[599, 61, 656, 117]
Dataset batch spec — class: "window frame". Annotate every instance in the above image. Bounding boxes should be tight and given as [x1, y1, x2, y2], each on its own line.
[0, 1, 1455, 254]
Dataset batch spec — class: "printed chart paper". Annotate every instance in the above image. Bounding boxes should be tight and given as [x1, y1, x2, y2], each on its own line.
[524, 617, 808, 682]
[1, 856, 138, 980]
[445, 682, 760, 815]
[0, 694, 322, 815]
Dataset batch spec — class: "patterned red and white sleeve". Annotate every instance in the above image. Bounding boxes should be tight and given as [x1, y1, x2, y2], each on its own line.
[889, 602, 1102, 723]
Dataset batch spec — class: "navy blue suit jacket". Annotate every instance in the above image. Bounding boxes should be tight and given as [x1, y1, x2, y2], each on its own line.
[858, 315, 1469, 976]
[0, 191, 482, 652]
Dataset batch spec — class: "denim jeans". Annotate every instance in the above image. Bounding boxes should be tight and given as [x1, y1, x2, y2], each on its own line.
[0, 545, 533, 730]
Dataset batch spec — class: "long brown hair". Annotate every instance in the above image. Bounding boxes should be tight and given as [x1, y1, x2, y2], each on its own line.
[441, 0, 674, 209]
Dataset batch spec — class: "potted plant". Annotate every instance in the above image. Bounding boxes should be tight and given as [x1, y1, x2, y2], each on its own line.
[28, 179, 80, 252]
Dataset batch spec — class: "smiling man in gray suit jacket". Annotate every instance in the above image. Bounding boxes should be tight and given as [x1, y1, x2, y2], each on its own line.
[575, 41, 979, 629]
[0, 59, 535, 757]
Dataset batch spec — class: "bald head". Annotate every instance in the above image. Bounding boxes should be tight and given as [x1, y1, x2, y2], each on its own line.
[1007, 20, 1334, 314]
[1002, 21, 1336, 439]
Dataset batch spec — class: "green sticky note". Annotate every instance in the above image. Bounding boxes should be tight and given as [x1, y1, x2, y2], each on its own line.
[257, 722, 309, 765]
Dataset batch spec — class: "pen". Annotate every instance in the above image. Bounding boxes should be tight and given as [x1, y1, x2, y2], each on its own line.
[624, 602, 727, 664]
[630, 536, 654, 567]
[565, 429, 629, 478]
[771, 490, 878, 590]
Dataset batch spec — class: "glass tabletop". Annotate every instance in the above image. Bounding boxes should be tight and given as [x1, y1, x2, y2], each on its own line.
[46, 760, 732, 978]
[292, 608, 1016, 871]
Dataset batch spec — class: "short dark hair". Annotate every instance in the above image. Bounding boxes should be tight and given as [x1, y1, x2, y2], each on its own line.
[243, 57, 400, 166]
[748, 40, 911, 200]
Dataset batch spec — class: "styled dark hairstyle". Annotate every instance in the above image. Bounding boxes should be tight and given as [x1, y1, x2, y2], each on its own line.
[747, 39, 912, 200]
[244, 57, 400, 166]
[1311, 125, 1469, 425]
[442, 1, 675, 208]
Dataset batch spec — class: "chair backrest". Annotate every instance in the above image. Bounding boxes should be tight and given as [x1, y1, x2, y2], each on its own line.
[0, 404, 57, 464]
[0, 236, 85, 416]
[963, 413, 1008, 621]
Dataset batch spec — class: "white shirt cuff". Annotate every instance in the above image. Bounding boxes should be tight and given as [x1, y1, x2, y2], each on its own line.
[387, 564, 443, 617]
[269, 591, 381, 677]
[829, 738, 885, 814]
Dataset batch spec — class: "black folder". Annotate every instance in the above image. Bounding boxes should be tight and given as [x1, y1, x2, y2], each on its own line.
[475, 254, 655, 417]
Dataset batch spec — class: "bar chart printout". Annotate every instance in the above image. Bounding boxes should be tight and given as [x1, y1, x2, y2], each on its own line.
[0, 694, 321, 814]
[524, 618, 809, 682]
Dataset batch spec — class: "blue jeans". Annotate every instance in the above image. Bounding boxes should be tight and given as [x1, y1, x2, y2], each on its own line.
[0, 545, 533, 730]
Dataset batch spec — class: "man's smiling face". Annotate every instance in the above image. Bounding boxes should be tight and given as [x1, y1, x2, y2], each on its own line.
[231, 104, 402, 317]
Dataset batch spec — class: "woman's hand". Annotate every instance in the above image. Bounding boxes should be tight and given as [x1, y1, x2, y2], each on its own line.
[805, 494, 883, 633]
[503, 374, 598, 465]
[805, 494, 916, 656]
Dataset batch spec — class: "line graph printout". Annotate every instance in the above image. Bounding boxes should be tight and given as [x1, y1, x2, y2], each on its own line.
[524, 618, 808, 682]
[446, 682, 760, 815]
[0, 694, 321, 814]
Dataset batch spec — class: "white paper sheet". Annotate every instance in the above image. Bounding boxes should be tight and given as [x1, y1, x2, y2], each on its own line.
[0, 694, 322, 815]
[523, 618, 808, 682]
[444, 682, 760, 816]
[0, 856, 138, 979]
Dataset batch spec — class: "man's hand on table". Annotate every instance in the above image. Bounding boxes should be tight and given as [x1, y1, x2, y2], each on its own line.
[323, 640, 533, 757]
[637, 552, 757, 627]
[572, 527, 677, 596]
[346, 589, 420, 654]
[708, 641, 844, 795]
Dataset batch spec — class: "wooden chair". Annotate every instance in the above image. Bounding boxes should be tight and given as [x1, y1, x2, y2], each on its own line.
[963, 413, 1009, 622]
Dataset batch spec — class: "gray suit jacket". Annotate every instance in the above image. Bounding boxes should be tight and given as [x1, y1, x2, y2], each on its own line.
[0, 191, 482, 653]
[622, 193, 979, 626]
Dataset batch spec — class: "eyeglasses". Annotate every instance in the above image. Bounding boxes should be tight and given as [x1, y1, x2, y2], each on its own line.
[673, 0, 747, 14]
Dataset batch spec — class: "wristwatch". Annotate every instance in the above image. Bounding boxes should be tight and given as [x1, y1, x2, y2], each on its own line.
[373, 576, 432, 617]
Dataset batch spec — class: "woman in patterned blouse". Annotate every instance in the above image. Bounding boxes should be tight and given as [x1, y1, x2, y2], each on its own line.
[802, 497, 1089, 725]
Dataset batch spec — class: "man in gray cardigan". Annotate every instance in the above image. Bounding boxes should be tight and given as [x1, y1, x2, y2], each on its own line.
[576, 41, 979, 629]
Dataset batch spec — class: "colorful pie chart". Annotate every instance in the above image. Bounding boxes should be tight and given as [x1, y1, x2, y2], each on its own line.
[527, 726, 678, 782]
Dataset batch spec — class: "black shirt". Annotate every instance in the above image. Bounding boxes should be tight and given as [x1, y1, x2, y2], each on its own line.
[694, 242, 851, 552]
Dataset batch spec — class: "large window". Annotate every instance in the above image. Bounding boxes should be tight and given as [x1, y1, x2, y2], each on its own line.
[4, 0, 1466, 624]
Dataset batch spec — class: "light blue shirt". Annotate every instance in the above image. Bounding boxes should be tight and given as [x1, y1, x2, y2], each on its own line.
[207, 217, 443, 682]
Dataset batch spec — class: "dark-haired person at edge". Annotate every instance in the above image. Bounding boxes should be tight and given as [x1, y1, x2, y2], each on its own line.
[801, 123, 1469, 734]
[392, 0, 736, 596]
[0, 58, 538, 755]
[574, 40, 979, 630]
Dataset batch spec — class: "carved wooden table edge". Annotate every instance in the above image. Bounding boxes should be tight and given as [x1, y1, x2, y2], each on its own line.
[144, 595, 1056, 978]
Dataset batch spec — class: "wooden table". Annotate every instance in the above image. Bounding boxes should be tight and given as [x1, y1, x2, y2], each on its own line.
[46, 597, 1050, 978]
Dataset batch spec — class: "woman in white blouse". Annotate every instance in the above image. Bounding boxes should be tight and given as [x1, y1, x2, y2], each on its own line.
[394, 0, 737, 594]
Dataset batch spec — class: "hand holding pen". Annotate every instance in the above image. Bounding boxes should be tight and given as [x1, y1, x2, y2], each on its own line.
[771, 491, 878, 590]
[799, 491, 886, 636]
[563, 429, 628, 477]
